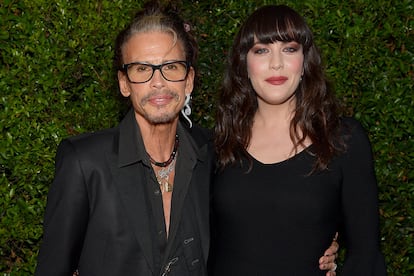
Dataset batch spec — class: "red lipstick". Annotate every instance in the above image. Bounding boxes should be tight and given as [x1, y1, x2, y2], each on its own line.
[265, 76, 288, 85]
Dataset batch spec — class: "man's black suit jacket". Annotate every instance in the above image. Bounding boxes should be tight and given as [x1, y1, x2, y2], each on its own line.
[35, 109, 213, 275]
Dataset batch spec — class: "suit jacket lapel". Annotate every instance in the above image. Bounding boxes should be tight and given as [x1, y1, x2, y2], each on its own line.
[109, 110, 155, 273]
[163, 124, 210, 264]
[193, 144, 210, 264]
[165, 131, 195, 251]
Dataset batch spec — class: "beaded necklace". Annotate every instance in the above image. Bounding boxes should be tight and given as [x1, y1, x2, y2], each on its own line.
[147, 134, 178, 167]
[147, 135, 179, 193]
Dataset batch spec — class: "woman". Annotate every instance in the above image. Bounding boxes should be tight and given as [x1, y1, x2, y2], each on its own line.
[211, 5, 386, 275]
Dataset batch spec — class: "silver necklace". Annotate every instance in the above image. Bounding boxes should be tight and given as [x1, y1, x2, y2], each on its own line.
[156, 158, 176, 193]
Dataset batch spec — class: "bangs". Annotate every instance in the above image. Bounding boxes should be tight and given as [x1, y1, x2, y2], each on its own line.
[242, 5, 312, 49]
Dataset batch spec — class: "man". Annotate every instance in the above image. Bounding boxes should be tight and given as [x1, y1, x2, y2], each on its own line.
[35, 2, 338, 275]
[36, 3, 212, 275]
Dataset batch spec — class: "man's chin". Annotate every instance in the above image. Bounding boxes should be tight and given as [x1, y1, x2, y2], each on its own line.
[145, 113, 178, 125]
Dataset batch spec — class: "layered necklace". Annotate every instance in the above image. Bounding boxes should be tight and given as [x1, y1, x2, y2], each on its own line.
[148, 134, 179, 193]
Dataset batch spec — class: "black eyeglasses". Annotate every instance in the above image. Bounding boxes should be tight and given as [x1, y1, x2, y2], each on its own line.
[121, 61, 190, 83]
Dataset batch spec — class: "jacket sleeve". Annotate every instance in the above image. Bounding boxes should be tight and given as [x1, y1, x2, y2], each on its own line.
[35, 139, 89, 276]
[340, 118, 387, 275]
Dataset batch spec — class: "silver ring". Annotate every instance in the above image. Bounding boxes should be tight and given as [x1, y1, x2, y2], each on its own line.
[330, 263, 337, 272]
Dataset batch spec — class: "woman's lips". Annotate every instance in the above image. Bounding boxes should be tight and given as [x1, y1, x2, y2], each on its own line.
[265, 76, 288, 85]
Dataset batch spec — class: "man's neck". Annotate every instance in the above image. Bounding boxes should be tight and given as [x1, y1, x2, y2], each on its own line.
[136, 117, 179, 164]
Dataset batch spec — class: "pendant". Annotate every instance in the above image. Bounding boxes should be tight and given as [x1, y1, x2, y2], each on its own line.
[156, 158, 175, 193]
[164, 181, 173, 193]
[159, 179, 173, 193]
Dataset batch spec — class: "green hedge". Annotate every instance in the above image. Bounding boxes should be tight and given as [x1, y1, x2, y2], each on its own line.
[1, 0, 413, 275]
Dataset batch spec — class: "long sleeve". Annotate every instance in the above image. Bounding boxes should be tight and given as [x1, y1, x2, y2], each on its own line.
[340, 118, 387, 275]
[35, 139, 89, 276]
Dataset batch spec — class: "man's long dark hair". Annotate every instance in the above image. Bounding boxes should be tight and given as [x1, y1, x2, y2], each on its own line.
[214, 5, 344, 172]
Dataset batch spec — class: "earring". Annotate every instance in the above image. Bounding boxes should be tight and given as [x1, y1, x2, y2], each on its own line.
[181, 94, 192, 128]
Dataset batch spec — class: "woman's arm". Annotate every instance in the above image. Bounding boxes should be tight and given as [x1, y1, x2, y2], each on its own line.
[340, 118, 386, 275]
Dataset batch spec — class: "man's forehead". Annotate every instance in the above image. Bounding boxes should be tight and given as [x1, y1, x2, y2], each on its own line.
[123, 31, 185, 63]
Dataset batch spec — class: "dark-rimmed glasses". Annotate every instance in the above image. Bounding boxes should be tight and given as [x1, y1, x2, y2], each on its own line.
[121, 61, 190, 83]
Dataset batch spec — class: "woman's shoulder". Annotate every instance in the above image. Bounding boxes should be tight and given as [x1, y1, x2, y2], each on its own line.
[340, 116, 364, 129]
[339, 116, 372, 151]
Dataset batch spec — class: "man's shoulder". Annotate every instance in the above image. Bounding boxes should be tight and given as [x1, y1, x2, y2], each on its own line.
[62, 126, 119, 152]
[185, 124, 213, 147]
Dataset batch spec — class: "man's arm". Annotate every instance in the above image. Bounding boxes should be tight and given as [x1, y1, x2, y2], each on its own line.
[35, 140, 89, 275]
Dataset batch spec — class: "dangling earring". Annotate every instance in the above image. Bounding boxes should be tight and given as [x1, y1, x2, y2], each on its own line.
[181, 94, 192, 128]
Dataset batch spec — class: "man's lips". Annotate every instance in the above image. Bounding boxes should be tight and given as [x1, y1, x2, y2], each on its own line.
[142, 90, 179, 107]
[265, 76, 288, 85]
[148, 94, 174, 105]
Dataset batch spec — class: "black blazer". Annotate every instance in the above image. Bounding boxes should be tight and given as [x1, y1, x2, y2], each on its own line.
[35, 110, 213, 276]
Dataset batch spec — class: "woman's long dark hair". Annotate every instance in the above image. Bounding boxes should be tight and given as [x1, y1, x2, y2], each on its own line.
[214, 5, 344, 171]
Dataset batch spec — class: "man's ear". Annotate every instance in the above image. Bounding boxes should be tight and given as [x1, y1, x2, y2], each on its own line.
[118, 71, 131, 97]
[184, 67, 195, 95]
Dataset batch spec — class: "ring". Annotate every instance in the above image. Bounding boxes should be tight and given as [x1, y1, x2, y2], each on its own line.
[330, 263, 337, 272]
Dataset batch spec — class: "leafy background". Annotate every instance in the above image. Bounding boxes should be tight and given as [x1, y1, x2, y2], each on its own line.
[1, 0, 413, 275]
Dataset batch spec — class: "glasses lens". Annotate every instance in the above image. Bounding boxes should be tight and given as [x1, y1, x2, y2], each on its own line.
[127, 64, 153, 83]
[161, 61, 188, 81]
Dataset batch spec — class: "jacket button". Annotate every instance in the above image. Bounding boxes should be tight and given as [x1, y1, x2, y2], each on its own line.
[183, 237, 194, 244]
[191, 259, 200, 266]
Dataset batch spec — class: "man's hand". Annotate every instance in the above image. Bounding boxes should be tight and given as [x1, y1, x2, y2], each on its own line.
[319, 233, 339, 276]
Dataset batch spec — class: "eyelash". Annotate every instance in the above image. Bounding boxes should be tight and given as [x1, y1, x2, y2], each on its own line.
[253, 48, 268, 54]
[284, 46, 299, 52]
[252, 44, 300, 54]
